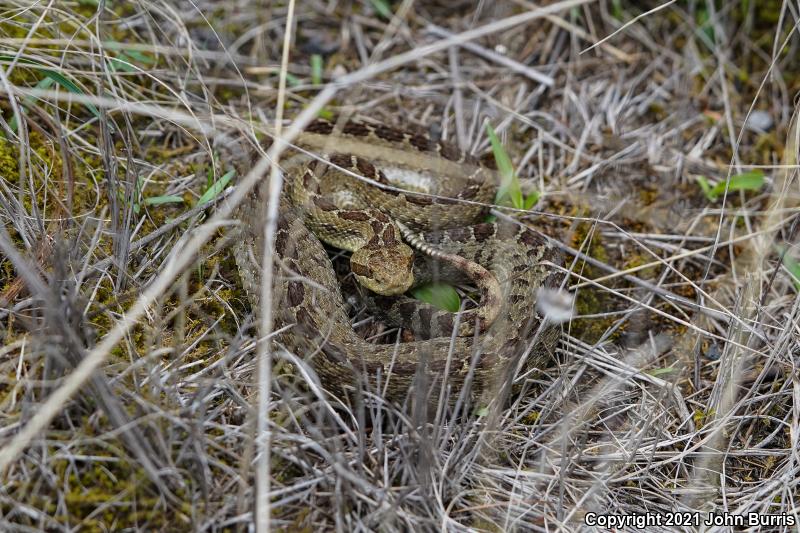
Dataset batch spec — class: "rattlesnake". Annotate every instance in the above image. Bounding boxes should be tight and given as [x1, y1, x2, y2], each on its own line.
[233, 119, 561, 401]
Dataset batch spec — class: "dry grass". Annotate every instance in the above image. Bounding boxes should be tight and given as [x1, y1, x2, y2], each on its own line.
[0, 0, 798, 531]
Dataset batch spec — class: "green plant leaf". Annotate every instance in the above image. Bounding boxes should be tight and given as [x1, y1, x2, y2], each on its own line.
[310, 54, 323, 85]
[108, 54, 137, 73]
[778, 246, 800, 290]
[701, 171, 765, 201]
[42, 70, 100, 118]
[523, 191, 541, 210]
[144, 195, 184, 207]
[369, 0, 392, 18]
[411, 283, 460, 313]
[34, 76, 54, 91]
[611, 0, 623, 19]
[9, 77, 55, 131]
[709, 171, 765, 198]
[123, 49, 155, 65]
[646, 367, 677, 377]
[284, 72, 301, 87]
[696, 175, 714, 200]
[39, 69, 101, 118]
[0, 55, 102, 119]
[130, 175, 144, 214]
[108, 49, 155, 73]
[696, 8, 715, 44]
[198, 169, 235, 205]
[785, 257, 800, 290]
[101, 44, 154, 66]
[486, 123, 523, 209]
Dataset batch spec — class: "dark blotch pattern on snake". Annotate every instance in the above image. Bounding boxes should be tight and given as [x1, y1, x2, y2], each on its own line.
[233, 119, 562, 401]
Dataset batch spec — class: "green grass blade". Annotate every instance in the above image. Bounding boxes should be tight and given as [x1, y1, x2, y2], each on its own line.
[645, 367, 678, 377]
[611, 0, 623, 19]
[285, 72, 301, 87]
[310, 54, 323, 85]
[198, 169, 235, 205]
[9, 77, 55, 132]
[143, 195, 184, 207]
[108, 54, 137, 73]
[369, 0, 392, 18]
[40, 69, 101, 118]
[486, 123, 523, 209]
[0, 54, 101, 119]
[123, 49, 155, 65]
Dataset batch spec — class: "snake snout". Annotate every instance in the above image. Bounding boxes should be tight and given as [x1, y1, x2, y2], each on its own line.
[351, 244, 415, 296]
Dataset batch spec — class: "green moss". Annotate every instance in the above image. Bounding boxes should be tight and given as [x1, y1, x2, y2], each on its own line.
[568, 222, 620, 343]
[0, 6, 249, 531]
[3, 439, 194, 530]
[0, 136, 21, 183]
[753, 2, 783, 24]
[622, 252, 659, 280]
[520, 411, 540, 425]
[752, 132, 781, 164]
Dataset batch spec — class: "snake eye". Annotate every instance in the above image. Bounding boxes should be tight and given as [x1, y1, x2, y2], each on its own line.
[350, 260, 371, 278]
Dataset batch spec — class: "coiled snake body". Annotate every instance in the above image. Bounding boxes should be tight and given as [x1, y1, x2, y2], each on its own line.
[234, 120, 561, 401]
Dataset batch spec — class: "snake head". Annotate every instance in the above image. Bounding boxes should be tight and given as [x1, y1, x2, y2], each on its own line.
[351, 242, 414, 295]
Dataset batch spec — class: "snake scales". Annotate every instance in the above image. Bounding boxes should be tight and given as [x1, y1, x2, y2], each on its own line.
[233, 119, 561, 401]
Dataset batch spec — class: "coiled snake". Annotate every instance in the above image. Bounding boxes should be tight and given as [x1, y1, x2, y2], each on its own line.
[234, 120, 561, 401]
